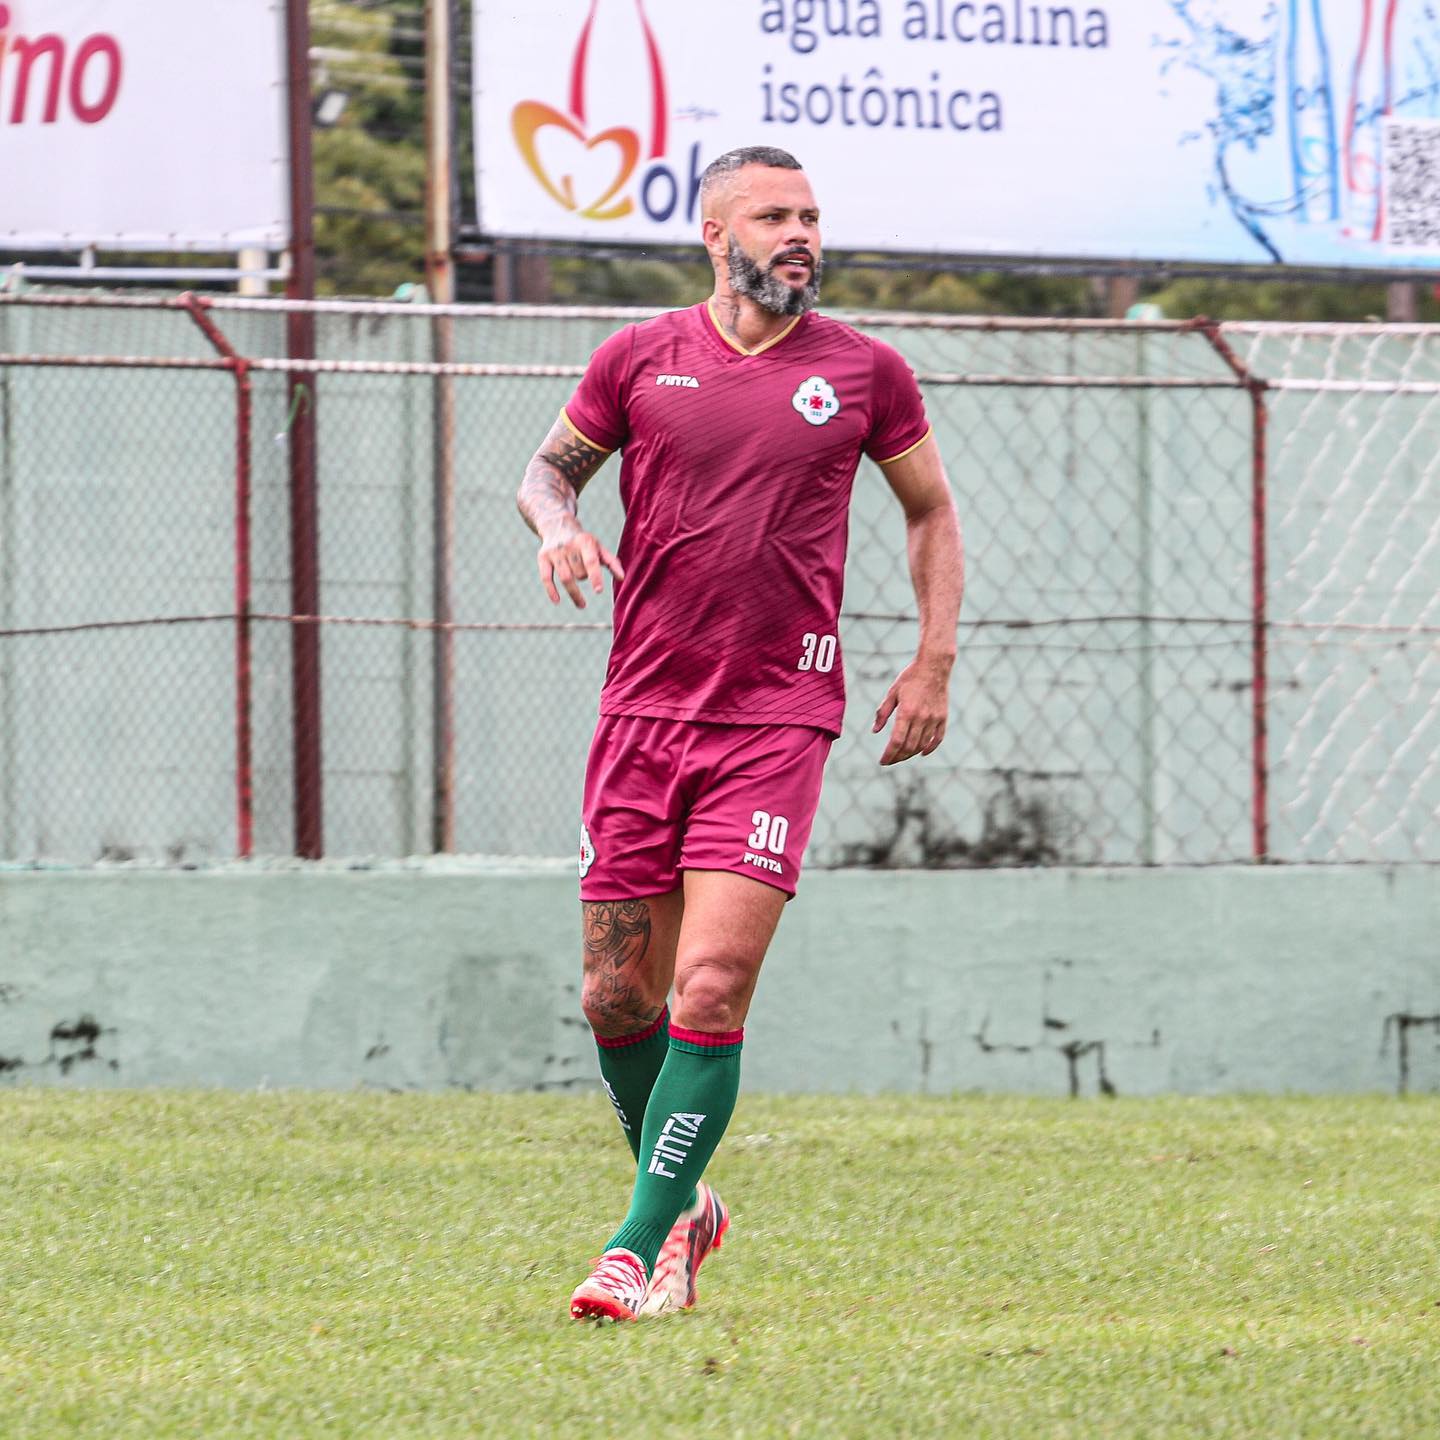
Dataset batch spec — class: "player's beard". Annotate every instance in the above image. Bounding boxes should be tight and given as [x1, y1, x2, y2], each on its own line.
[726, 238, 823, 316]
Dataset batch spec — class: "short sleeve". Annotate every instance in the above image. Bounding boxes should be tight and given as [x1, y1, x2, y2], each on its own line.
[562, 325, 635, 453]
[864, 340, 931, 465]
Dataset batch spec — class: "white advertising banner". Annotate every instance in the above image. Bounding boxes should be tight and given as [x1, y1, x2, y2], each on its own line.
[474, 1, 1440, 270]
[4, 0, 286, 252]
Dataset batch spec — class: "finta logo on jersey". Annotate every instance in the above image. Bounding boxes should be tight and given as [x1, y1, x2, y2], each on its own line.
[0, 3, 124, 126]
[792, 375, 840, 426]
[656, 373, 700, 387]
[646, 1111, 706, 1177]
[510, 0, 708, 226]
[743, 851, 784, 875]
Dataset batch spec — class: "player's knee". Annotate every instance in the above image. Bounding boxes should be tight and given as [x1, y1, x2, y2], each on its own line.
[672, 959, 752, 1034]
[579, 975, 662, 1041]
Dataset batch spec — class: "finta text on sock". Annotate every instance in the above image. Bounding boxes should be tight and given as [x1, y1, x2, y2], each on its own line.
[647, 1111, 706, 1178]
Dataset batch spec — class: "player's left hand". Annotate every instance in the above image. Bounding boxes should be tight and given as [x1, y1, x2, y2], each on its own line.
[873, 655, 952, 766]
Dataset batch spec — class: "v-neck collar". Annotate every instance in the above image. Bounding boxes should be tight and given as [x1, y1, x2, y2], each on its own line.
[702, 298, 809, 358]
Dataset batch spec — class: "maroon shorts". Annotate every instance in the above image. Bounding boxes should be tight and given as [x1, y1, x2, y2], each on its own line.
[579, 715, 833, 900]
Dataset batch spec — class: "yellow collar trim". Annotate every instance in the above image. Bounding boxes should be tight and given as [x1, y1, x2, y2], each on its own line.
[706, 298, 804, 357]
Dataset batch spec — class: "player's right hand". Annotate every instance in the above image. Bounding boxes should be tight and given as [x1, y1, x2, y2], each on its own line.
[538, 527, 625, 608]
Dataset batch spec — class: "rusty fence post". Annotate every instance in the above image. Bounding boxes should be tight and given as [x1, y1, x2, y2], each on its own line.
[425, 0, 458, 853]
[286, 0, 323, 858]
[180, 293, 255, 860]
[1193, 318, 1271, 862]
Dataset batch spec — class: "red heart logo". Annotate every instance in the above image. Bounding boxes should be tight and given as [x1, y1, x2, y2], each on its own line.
[511, 102, 640, 221]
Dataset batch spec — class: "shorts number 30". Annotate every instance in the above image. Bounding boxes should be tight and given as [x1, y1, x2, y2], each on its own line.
[749, 809, 790, 855]
[797, 632, 837, 673]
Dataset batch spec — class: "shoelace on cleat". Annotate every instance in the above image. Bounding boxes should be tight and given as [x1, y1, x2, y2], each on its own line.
[649, 1240, 685, 1288]
[651, 1206, 699, 1272]
[588, 1252, 647, 1302]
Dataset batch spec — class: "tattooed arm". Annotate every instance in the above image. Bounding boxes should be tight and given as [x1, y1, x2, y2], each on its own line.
[516, 413, 624, 608]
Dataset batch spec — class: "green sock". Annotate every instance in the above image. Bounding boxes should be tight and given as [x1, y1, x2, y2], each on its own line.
[605, 1025, 743, 1273]
[595, 1008, 699, 1214]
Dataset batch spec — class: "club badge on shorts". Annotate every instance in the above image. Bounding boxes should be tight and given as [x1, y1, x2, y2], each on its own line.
[578, 823, 595, 879]
[792, 375, 840, 426]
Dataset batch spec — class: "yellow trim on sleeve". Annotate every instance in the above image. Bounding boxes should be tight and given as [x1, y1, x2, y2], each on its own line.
[874, 427, 934, 466]
[705, 298, 804, 356]
[560, 408, 613, 454]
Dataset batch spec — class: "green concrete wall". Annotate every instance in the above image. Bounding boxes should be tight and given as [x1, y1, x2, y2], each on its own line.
[2, 866, 1436, 1095]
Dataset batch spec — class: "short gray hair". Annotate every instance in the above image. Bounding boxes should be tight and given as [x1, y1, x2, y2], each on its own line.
[699, 146, 803, 208]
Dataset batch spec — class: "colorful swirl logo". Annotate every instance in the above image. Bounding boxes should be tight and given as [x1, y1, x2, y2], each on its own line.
[510, 0, 669, 221]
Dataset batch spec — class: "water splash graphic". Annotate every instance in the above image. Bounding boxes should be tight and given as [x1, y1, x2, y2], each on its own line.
[1159, 0, 1440, 261]
[1161, 1, 1282, 259]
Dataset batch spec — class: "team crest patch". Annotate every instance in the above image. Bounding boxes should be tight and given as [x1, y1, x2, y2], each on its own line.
[579, 824, 595, 879]
[792, 375, 840, 426]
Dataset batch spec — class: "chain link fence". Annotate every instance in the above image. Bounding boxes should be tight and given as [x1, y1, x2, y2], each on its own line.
[2, 294, 1437, 867]
[1234, 324, 1440, 862]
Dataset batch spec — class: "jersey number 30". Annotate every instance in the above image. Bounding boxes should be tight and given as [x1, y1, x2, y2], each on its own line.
[749, 810, 789, 855]
[797, 632, 837, 673]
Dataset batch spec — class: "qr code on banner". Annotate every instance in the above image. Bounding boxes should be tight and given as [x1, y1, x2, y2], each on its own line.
[1384, 119, 1440, 250]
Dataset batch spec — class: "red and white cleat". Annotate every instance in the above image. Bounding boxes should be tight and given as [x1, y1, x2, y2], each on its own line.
[639, 1182, 730, 1317]
[569, 1248, 649, 1322]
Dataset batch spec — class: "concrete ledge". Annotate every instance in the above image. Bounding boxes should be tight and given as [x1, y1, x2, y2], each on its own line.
[1, 866, 1436, 1094]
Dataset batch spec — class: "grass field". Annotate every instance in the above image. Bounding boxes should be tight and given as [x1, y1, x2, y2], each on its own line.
[2, 1091, 1437, 1438]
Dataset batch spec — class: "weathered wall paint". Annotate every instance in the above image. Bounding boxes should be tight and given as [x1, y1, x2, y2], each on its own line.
[2, 865, 1436, 1095]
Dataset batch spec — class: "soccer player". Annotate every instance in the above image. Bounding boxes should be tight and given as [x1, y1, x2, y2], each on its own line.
[516, 146, 964, 1322]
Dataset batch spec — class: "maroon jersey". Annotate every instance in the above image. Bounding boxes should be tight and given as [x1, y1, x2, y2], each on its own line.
[564, 301, 930, 735]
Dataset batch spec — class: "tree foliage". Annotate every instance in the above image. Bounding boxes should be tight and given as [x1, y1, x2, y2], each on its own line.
[311, 0, 427, 296]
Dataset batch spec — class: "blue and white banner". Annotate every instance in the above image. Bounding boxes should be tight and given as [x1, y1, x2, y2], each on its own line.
[474, 1, 1440, 269]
